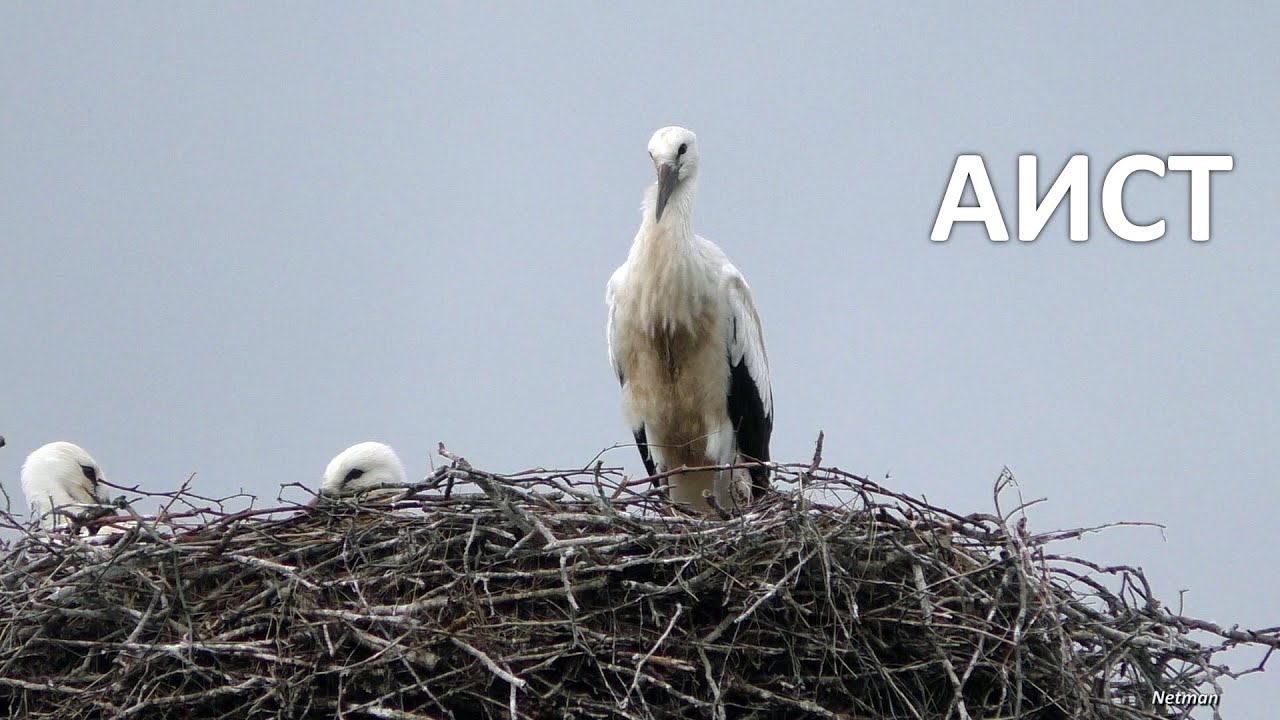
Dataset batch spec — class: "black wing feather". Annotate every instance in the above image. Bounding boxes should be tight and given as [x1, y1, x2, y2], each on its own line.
[634, 424, 658, 483]
[727, 353, 773, 499]
[617, 366, 659, 483]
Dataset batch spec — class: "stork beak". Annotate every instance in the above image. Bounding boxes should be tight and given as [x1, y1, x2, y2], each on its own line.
[94, 477, 113, 505]
[655, 162, 679, 222]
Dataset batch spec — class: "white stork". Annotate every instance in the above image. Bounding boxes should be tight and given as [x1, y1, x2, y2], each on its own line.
[606, 126, 773, 512]
[20, 441, 118, 530]
[319, 441, 408, 501]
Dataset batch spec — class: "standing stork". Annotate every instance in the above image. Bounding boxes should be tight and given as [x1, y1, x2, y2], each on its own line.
[606, 126, 773, 512]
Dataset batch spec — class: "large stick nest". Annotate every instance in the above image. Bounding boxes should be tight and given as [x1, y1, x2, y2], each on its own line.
[0, 442, 1274, 719]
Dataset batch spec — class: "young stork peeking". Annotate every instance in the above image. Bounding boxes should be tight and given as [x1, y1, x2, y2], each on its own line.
[318, 441, 409, 502]
[606, 126, 773, 512]
[20, 441, 118, 530]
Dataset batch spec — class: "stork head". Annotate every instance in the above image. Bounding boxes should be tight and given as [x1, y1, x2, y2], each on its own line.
[20, 441, 110, 526]
[320, 441, 408, 500]
[647, 126, 699, 221]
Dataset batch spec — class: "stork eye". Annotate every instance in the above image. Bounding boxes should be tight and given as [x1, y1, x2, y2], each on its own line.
[678, 143, 687, 155]
[344, 468, 365, 483]
[80, 464, 96, 482]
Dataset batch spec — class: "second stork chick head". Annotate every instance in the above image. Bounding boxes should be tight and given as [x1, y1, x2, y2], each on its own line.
[320, 441, 408, 501]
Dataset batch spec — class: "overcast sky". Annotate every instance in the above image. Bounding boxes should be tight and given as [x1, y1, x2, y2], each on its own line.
[2, 3, 1275, 715]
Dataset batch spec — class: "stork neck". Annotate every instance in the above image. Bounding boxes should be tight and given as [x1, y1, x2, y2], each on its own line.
[642, 182, 698, 245]
[629, 182, 710, 332]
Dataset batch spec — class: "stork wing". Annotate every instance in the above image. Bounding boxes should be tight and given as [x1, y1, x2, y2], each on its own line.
[606, 265, 626, 387]
[607, 264, 659, 480]
[723, 268, 773, 498]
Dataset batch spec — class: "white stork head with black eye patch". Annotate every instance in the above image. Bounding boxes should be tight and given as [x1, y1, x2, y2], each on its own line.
[646, 126, 700, 222]
[320, 442, 408, 500]
[20, 441, 113, 530]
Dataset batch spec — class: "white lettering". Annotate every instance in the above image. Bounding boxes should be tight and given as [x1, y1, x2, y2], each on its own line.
[1102, 154, 1166, 242]
[934, 153, 1234, 243]
[930, 155, 1009, 242]
[1018, 154, 1089, 241]
[1167, 155, 1234, 241]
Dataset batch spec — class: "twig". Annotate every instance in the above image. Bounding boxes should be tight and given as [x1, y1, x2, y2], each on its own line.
[624, 603, 683, 706]
[450, 636, 527, 690]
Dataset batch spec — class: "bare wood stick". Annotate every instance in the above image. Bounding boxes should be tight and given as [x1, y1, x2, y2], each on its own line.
[624, 603, 683, 705]
[450, 636, 527, 690]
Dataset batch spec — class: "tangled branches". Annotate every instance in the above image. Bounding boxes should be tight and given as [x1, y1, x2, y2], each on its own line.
[0, 444, 1272, 719]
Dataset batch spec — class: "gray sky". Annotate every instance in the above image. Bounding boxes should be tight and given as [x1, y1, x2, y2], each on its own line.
[2, 3, 1276, 714]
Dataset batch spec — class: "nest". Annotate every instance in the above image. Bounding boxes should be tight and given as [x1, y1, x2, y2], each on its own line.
[0, 440, 1274, 719]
